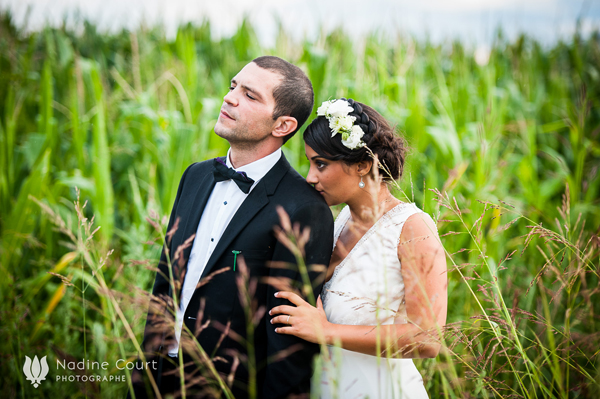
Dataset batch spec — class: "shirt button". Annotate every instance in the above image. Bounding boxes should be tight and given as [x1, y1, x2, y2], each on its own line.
[211, 238, 214, 242]
[224, 201, 228, 205]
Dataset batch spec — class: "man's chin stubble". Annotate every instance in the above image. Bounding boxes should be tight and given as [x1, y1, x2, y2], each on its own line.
[214, 128, 272, 150]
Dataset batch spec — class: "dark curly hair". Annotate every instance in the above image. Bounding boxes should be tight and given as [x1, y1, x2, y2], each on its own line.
[303, 99, 407, 181]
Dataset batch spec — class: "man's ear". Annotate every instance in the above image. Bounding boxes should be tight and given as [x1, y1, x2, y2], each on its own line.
[272, 116, 298, 139]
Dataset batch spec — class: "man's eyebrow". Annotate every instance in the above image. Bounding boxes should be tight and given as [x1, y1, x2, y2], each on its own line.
[242, 84, 263, 100]
[230, 79, 264, 101]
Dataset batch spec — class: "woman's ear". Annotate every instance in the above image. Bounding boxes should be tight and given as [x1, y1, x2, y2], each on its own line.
[356, 160, 373, 177]
[272, 116, 298, 139]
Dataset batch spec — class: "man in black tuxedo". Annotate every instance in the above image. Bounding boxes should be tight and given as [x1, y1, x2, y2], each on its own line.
[130, 56, 334, 398]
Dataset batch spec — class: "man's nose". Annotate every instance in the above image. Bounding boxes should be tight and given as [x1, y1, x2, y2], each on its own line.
[223, 88, 238, 106]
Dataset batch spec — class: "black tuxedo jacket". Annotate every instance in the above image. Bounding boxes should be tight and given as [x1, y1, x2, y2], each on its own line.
[133, 153, 334, 398]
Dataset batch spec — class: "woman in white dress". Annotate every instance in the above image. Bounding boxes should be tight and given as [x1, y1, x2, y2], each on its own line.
[270, 99, 447, 398]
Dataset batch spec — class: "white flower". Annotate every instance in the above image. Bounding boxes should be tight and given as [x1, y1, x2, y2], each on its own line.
[327, 99, 354, 118]
[329, 115, 356, 136]
[341, 125, 365, 149]
[315, 98, 366, 150]
[316, 100, 334, 116]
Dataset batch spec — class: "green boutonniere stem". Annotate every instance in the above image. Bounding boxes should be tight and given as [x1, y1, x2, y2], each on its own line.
[232, 250, 241, 271]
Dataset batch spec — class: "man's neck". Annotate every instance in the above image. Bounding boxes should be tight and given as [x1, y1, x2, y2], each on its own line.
[228, 142, 282, 169]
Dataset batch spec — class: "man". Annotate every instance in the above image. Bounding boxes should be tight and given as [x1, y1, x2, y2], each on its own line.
[131, 56, 334, 398]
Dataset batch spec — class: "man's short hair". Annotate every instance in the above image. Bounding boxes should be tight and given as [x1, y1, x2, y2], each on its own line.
[252, 56, 314, 143]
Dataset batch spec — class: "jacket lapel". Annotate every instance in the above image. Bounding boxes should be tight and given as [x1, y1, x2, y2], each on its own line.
[175, 168, 216, 288]
[199, 154, 291, 280]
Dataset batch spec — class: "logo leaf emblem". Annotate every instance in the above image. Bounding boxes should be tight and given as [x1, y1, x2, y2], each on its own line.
[23, 355, 49, 388]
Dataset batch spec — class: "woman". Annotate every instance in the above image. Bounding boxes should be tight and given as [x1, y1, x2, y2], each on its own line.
[269, 99, 447, 398]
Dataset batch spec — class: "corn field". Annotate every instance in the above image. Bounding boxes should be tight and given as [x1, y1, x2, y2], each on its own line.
[0, 9, 599, 398]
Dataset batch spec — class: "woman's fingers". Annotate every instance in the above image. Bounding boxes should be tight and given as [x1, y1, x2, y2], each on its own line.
[270, 315, 293, 325]
[269, 305, 295, 316]
[274, 326, 294, 334]
[317, 295, 323, 310]
[274, 291, 306, 306]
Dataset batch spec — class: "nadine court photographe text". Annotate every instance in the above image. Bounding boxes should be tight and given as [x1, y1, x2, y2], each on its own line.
[23, 355, 157, 388]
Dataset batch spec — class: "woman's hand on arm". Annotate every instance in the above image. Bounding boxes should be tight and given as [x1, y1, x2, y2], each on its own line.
[269, 292, 331, 344]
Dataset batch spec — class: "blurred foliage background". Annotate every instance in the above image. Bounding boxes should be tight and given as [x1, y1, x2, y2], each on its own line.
[0, 8, 599, 398]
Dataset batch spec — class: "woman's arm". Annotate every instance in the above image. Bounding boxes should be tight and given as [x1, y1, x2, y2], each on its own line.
[394, 211, 447, 357]
[270, 212, 447, 359]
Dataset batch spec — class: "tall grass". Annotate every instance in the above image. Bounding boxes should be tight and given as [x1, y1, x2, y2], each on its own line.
[0, 9, 598, 398]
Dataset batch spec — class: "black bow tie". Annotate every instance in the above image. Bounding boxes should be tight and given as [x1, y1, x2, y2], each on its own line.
[212, 158, 255, 194]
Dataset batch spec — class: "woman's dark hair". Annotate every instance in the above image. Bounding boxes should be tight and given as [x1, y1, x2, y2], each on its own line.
[303, 99, 407, 181]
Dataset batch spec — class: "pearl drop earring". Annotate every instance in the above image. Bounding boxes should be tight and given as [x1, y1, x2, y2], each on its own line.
[358, 175, 365, 188]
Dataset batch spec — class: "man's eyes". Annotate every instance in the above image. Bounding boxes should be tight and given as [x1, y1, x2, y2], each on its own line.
[228, 86, 255, 100]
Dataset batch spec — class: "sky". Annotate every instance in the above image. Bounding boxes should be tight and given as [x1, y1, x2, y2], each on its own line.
[1, 0, 599, 46]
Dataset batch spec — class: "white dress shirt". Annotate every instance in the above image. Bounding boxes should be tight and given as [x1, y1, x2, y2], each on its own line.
[169, 148, 282, 356]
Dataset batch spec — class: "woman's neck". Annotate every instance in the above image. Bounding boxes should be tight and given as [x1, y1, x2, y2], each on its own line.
[346, 183, 399, 227]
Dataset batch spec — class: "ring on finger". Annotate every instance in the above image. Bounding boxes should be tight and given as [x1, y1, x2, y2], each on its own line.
[286, 315, 291, 324]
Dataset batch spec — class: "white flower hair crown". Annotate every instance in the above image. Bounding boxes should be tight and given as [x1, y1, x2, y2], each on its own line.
[316, 99, 366, 150]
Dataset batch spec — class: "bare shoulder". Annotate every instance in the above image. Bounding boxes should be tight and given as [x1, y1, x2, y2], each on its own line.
[398, 210, 446, 279]
[400, 211, 439, 243]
